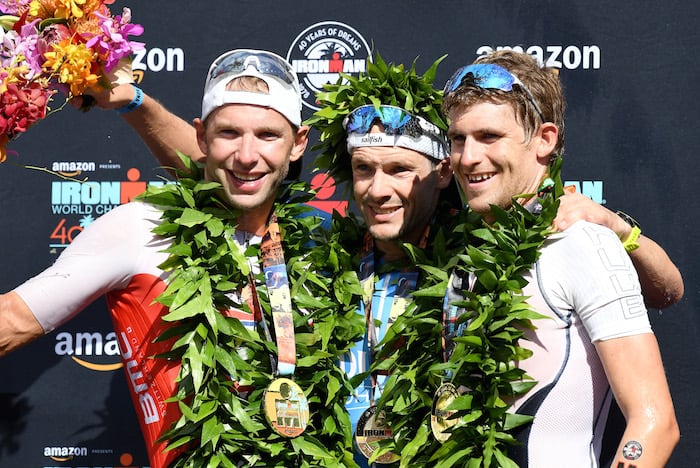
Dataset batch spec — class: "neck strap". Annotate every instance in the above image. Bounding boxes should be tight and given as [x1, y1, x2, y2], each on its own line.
[246, 212, 297, 376]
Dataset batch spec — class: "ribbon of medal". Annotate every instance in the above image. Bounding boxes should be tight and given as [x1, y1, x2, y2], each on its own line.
[354, 228, 428, 463]
[247, 213, 309, 438]
[431, 268, 476, 442]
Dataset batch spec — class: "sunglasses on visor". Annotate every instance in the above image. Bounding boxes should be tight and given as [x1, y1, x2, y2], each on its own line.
[343, 104, 442, 138]
[208, 49, 297, 87]
[443, 63, 545, 122]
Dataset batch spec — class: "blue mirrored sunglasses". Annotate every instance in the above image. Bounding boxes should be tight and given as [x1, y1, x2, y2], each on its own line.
[443, 63, 545, 122]
[343, 104, 440, 137]
[208, 49, 297, 87]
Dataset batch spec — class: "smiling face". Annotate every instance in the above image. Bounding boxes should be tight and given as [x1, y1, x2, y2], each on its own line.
[350, 141, 452, 260]
[447, 101, 557, 222]
[195, 103, 308, 234]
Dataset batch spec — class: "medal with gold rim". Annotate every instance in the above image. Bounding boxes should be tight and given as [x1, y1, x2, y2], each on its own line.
[431, 381, 460, 442]
[355, 405, 399, 464]
[263, 377, 309, 438]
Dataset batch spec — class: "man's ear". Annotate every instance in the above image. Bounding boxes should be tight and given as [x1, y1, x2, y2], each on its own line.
[194, 118, 207, 156]
[289, 125, 310, 162]
[436, 158, 454, 189]
[536, 122, 559, 163]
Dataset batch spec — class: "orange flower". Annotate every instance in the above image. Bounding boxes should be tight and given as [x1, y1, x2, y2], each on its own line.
[1, 64, 30, 93]
[81, 0, 108, 15]
[28, 0, 60, 19]
[28, 0, 95, 20]
[42, 39, 98, 96]
[53, 0, 87, 19]
[71, 10, 101, 36]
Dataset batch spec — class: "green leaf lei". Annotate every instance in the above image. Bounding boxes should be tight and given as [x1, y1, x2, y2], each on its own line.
[306, 51, 447, 188]
[137, 154, 366, 467]
[307, 52, 566, 466]
[373, 160, 565, 468]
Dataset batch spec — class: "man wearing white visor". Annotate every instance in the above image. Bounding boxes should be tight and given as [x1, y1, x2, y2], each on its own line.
[0, 49, 365, 467]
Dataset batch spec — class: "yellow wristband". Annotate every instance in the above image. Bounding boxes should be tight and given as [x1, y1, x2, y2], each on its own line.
[621, 225, 641, 252]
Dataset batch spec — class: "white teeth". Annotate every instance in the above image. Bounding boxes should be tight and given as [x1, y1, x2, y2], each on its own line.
[467, 173, 495, 183]
[234, 173, 262, 182]
[373, 207, 399, 215]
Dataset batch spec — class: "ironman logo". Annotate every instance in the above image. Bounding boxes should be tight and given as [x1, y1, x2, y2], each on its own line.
[287, 21, 371, 110]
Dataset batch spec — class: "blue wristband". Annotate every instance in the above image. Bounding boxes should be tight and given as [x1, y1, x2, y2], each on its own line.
[115, 84, 144, 114]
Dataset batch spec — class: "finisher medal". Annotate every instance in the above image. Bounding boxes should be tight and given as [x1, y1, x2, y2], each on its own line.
[263, 377, 309, 437]
[431, 382, 460, 442]
[355, 405, 399, 464]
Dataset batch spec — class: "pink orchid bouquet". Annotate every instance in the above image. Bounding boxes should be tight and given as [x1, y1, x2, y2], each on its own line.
[0, 0, 144, 161]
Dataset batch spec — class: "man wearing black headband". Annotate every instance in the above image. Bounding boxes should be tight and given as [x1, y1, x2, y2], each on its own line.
[441, 49, 678, 467]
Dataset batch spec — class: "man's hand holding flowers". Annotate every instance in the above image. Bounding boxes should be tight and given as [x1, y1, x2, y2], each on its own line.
[0, 0, 144, 161]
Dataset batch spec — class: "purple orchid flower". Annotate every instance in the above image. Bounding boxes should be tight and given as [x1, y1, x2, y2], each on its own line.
[0, 0, 31, 16]
[85, 7, 144, 72]
[0, 19, 41, 79]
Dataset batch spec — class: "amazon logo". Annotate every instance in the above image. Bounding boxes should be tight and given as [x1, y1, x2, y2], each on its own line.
[44, 445, 88, 462]
[54, 331, 123, 371]
[50, 161, 96, 178]
[132, 46, 184, 74]
[476, 44, 601, 70]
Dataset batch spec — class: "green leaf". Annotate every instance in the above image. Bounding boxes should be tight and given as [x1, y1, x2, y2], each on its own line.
[162, 289, 213, 322]
[187, 340, 205, 392]
[503, 412, 534, 431]
[399, 422, 429, 466]
[201, 413, 222, 447]
[177, 207, 212, 227]
[291, 436, 334, 459]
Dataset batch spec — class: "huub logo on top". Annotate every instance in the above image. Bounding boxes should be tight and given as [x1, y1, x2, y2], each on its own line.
[287, 21, 371, 110]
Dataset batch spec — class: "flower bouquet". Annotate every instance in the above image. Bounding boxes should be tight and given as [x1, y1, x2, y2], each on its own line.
[0, 0, 145, 161]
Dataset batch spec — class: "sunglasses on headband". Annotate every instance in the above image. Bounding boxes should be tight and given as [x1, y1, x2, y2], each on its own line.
[208, 49, 298, 87]
[443, 63, 545, 122]
[343, 104, 442, 138]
